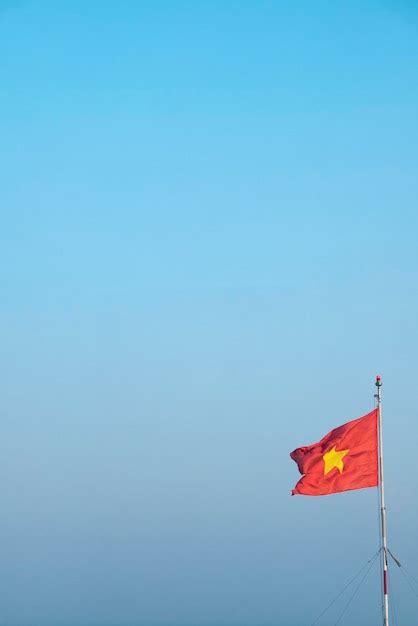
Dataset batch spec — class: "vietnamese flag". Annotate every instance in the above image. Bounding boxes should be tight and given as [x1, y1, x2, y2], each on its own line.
[290, 409, 378, 496]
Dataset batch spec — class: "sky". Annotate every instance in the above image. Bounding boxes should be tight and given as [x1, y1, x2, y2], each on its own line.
[1, 1, 418, 625]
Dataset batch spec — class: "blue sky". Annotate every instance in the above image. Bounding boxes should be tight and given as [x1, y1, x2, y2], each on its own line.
[1, 1, 418, 624]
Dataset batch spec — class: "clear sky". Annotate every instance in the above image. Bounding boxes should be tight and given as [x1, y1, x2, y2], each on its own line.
[1, 1, 418, 625]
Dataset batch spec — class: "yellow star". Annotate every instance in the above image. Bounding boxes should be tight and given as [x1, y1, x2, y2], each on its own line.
[323, 445, 349, 475]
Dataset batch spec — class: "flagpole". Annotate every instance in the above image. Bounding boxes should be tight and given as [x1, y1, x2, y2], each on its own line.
[376, 375, 389, 626]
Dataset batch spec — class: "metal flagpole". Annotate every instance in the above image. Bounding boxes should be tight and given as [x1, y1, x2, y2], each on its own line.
[375, 375, 389, 626]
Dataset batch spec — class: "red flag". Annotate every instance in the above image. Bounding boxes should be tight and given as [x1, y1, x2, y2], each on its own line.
[290, 409, 378, 496]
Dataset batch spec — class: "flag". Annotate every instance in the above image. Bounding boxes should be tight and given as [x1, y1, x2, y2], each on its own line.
[290, 409, 378, 496]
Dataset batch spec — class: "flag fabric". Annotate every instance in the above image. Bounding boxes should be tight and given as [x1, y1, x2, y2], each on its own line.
[290, 409, 378, 496]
